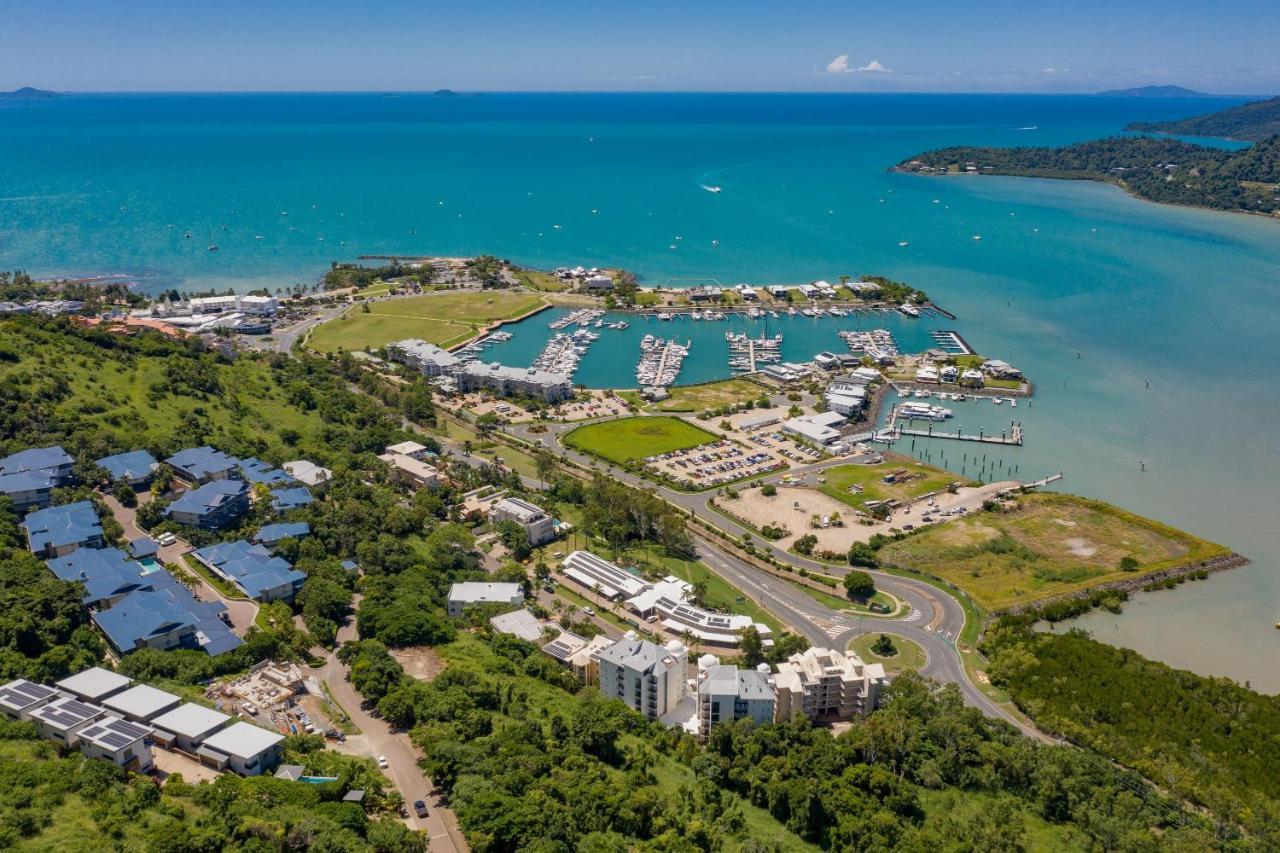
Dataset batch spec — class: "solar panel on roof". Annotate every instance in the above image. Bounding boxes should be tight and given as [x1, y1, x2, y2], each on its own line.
[111, 719, 150, 739]
[99, 731, 133, 749]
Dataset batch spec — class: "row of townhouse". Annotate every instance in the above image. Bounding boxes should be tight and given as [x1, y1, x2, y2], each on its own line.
[0, 666, 284, 776]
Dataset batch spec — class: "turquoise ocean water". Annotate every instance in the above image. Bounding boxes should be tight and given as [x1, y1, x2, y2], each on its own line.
[2, 92, 1279, 689]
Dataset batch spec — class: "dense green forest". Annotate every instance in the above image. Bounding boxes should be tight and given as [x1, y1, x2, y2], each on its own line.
[985, 618, 1280, 843]
[897, 135, 1280, 215]
[1127, 95, 1280, 141]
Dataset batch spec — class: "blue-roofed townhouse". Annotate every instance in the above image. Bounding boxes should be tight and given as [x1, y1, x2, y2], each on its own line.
[23, 501, 105, 558]
[165, 479, 250, 529]
[164, 446, 240, 485]
[95, 450, 159, 488]
[0, 445, 75, 511]
[127, 537, 159, 559]
[192, 540, 305, 602]
[0, 469, 59, 512]
[269, 486, 313, 513]
[238, 458, 296, 488]
[93, 572, 242, 656]
[0, 445, 75, 483]
[46, 547, 152, 609]
[253, 522, 310, 547]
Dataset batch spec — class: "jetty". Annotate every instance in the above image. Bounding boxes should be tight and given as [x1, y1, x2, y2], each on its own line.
[1022, 472, 1064, 489]
[636, 335, 691, 387]
[897, 419, 1023, 446]
[727, 331, 782, 373]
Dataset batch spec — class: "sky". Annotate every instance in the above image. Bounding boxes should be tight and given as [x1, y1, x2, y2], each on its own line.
[3, 0, 1279, 94]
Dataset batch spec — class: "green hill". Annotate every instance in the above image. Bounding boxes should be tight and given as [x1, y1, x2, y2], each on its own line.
[897, 135, 1280, 216]
[1127, 95, 1280, 141]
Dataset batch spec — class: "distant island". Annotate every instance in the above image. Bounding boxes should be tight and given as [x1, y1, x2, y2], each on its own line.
[895, 136, 1280, 216]
[1127, 94, 1280, 142]
[0, 86, 59, 99]
[1097, 85, 1207, 98]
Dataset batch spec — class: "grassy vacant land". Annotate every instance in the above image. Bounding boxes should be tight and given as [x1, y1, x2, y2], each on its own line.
[653, 378, 767, 412]
[563, 415, 717, 464]
[849, 632, 928, 673]
[819, 455, 968, 509]
[512, 269, 571, 292]
[877, 492, 1230, 611]
[308, 290, 546, 353]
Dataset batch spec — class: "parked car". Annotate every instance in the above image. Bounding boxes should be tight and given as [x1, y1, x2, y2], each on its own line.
[413, 800, 429, 818]
[156, 532, 177, 546]
[377, 755, 388, 769]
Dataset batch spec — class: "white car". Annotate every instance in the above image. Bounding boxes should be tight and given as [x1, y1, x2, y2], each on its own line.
[377, 755, 388, 769]
[156, 532, 177, 546]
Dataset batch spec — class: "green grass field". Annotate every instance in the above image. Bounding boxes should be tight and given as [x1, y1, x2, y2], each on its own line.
[308, 291, 546, 353]
[818, 454, 967, 509]
[563, 416, 718, 464]
[653, 378, 768, 412]
[877, 492, 1230, 611]
[849, 631, 928, 673]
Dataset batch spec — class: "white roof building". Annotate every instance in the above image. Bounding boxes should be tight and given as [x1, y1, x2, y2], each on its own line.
[774, 647, 885, 722]
[198, 721, 286, 776]
[150, 703, 232, 751]
[0, 679, 61, 720]
[627, 577, 773, 648]
[783, 416, 841, 446]
[385, 440, 432, 459]
[489, 608, 545, 643]
[447, 582, 524, 618]
[102, 684, 183, 723]
[561, 550, 649, 600]
[55, 667, 132, 703]
[597, 635, 686, 720]
[76, 716, 155, 771]
[29, 696, 107, 745]
[282, 460, 333, 488]
[379, 452, 439, 489]
[388, 339, 464, 377]
[698, 664, 776, 738]
[490, 496, 556, 546]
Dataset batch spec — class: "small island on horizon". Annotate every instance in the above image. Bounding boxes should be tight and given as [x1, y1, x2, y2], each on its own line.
[1096, 85, 1208, 98]
[0, 86, 59, 99]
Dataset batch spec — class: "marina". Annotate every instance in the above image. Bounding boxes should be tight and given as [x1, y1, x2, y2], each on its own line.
[838, 328, 899, 362]
[532, 328, 597, 378]
[636, 335, 691, 387]
[726, 330, 783, 373]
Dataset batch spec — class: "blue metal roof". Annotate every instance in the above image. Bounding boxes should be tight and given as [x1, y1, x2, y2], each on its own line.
[254, 522, 310, 545]
[128, 537, 159, 558]
[0, 445, 73, 476]
[238, 458, 295, 487]
[165, 446, 239, 481]
[340, 559, 360, 572]
[23, 501, 103, 554]
[0, 468, 57, 497]
[167, 479, 249, 517]
[96, 450, 159, 483]
[46, 547, 149, 605]
[193, 540, 305, 601]
[270, 487, 313, 512]
[92, 568, 240, 656]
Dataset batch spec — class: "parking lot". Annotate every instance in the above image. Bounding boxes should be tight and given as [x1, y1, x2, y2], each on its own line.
[643, 437, 787, 488]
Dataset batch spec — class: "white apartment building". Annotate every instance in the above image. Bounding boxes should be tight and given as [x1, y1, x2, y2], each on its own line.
[458, 362, 573, 403]
[447, 581, 524, 618]
[773, 647, 885, 722]
[188, 295, 279, 316]
[490, 496, 556, 546]
[697, 664, 776, 738]
[597, 635, 685, 720]
[388, 339, 464, 377]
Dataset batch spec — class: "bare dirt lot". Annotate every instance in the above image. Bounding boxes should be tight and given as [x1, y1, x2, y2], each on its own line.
[722, 478, 1018, 554]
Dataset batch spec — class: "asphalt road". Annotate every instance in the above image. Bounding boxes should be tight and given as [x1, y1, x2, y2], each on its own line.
[306, 611, 468, 851]
[503, 417, 1045, 739]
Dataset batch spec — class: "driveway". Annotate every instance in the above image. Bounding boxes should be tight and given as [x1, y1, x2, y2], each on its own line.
[305, 611, 468, 851]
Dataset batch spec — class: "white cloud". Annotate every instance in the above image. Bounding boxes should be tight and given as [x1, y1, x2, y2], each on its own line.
[827, 55, 852, 73]
[827, 55, 892, 74]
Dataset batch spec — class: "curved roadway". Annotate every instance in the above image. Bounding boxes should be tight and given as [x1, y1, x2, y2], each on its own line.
[504, 416, 1043, 738]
